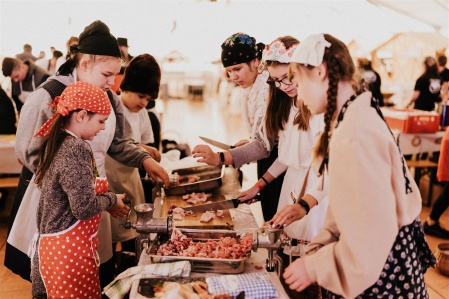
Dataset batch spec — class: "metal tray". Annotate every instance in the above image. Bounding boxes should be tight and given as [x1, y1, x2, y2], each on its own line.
[164, 165, 224, 196]
[147, 229, 250, 274]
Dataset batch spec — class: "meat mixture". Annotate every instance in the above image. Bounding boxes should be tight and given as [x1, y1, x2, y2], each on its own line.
[157, 228, 253, 259]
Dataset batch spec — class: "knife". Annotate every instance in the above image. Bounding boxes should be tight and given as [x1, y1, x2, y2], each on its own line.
[182, 198, 240, 213]
[199, 136, 235, 150]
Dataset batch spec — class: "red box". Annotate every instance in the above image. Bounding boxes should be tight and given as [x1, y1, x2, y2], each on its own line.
[381, 108, 441, 133]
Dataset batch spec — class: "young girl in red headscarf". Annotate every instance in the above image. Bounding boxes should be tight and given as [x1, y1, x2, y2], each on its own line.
[31, 81, 129, 299]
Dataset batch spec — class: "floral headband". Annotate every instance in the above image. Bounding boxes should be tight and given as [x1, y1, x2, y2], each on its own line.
[259, 39, 298, 72]
[291, 34, 331, 67]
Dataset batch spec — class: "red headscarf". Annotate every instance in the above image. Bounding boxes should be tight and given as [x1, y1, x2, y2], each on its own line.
[34, 81, 111, 137]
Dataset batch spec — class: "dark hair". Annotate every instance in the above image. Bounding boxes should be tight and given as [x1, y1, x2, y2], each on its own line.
[264, 36, 311, 137]
[2, 57, 21, 77]
[35, 111, 94, 185]
[422, 56, 440, 79]
[120, 54, 161, 99]
[291, 34, 360, 175]
[437, 55, 447, 67]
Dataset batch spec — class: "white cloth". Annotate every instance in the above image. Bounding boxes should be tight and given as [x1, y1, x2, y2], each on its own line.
[240, 70, 271, 150]
[271, 106, 328, 256]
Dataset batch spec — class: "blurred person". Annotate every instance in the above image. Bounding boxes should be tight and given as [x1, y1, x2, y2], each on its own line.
[16, 43, 37, 61]
[284, 33, 435, 298]
[35, 50, 63, 75]
[117, 37, 133, 66]
[437, 54, 449, 103]
[423, 126, 449, 239]
[4, 20, 169, 296]
[30, 81, 129, 298]
[105, 54, 162, 272]
[238, 36, 328, 298]
[55, 36, 79, 72]
[37, 51, 45, 59]
[192, 32, 285, 221]
[408, 56, 442, 111]
[357, 58, 384, 106]
[2, 57, 50, 111]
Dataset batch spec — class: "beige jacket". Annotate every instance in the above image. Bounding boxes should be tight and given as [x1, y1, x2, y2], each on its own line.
[304, 92, 422, 298]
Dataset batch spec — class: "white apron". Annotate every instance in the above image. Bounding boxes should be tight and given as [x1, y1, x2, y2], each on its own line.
[277, 109, 328, 256]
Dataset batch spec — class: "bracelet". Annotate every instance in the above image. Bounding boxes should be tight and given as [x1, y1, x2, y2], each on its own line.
[219, 152, 225, 164]
[261, 176, 269, 185]
[254, 182, 264, 191]
[297, 199, 310, 215]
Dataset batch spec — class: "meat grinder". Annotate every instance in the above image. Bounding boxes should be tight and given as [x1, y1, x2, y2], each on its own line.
[123, 202, 173, 262]
[251, 227, 295, 277]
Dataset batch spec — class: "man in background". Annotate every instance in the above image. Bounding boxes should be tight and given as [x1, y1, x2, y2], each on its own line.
[16, 44, 37, 61]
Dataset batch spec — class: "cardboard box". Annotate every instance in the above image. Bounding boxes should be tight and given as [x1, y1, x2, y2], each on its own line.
[381, 108, 441, 133]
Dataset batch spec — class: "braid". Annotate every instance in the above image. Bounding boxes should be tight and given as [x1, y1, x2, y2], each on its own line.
[313, 54, 340, 175]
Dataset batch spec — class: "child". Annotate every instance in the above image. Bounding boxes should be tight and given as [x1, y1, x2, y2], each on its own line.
[105, 54, 162, 269]
[6, 20, 169, 290]
[237, 36, 328, 298]
[283, 33, 436, 298]
[30, 81, 129, 298]
[192, 32, 284, 221]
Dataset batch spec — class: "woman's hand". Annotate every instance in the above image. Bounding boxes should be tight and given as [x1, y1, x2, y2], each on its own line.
[107, 193, 130, 218]
[234, 139, 249, 147]
[283, 258, 313, 292]
[237, 185, 259, 203]
[192, 145, 221, 167]
[270, 204, 307, 228]
[143, 158, 170, 188]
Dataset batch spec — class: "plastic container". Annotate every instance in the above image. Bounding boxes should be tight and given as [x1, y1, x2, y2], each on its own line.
[381, 108, 441, 133]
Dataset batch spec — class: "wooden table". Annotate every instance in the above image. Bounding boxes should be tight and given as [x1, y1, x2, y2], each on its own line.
[0, 135, 22, 174]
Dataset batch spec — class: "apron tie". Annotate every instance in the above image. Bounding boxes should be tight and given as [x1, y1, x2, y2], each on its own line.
[28, 232, 39, 266]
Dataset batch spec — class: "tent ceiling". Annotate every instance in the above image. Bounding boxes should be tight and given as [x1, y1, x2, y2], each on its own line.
[367, 0, 449, 32]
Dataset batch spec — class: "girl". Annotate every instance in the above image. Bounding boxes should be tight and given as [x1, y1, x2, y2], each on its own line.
[283, 33, 436, 298]
[408, 56, 442, 111]
[238, 37, 328, 298]
[192, 32, 284, 221]
[31, 81, 128, 298]
[6, 20, 169, 292]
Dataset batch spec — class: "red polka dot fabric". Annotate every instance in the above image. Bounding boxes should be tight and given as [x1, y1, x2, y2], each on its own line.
[94, 177, 108, 194]
[39, 213, 102, 298]
[34, 81, 111, 137]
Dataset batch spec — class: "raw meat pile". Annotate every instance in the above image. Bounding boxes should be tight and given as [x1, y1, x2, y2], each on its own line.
[182, 192, 212, 205]
[157, 228, 253, 259]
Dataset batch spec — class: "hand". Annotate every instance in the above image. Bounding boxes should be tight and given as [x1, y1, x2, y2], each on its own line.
[138, 144, 161, 162]
[234, 139, 249, 147]
[143, 158, 170, 188]
[270, 204, 307, 228]
[192, 145, 221, 167]
[283, 258, 313, 292]
[107, 193, 130, 218]
[237, 185, 259, 203]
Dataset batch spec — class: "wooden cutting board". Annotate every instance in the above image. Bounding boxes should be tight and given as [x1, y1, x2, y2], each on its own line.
[160, 194, 234, 229]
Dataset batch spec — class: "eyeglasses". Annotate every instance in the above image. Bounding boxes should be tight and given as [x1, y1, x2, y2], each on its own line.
[266, 77, 292, 88]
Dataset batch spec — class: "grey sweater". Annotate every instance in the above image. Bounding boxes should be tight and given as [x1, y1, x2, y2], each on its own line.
[31, 137, 117, 295]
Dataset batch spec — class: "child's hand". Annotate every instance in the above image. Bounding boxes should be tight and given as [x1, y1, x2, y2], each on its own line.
[192, 145, 221, 167]
[283, 258, 313, 292]
[237, 186, 259, 203]
[107, 193, 130, 218]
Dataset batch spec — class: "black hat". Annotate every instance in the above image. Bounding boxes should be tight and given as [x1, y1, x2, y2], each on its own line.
[2, 57, 18, 77]
[120, 54, 161, 100]
[117, 38, 129, 47]
[221, 33, 264, 67]
[77, 20, 121, 57]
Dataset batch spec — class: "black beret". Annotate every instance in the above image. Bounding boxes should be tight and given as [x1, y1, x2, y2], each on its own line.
[77, 20, 121, 57]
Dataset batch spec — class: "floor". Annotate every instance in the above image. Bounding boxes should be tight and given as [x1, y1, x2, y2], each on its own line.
[1, 95, 448, 298]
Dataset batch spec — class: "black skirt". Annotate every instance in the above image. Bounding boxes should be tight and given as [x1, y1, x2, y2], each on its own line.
[325, 218, 436, 299]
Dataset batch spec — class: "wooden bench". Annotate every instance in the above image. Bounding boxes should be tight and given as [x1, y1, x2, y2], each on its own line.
[0, 176, 20, 189]
[406, 159, 438, 206]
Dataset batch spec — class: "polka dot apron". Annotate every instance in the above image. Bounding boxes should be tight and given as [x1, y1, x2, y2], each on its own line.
[38, 177, 109, 299]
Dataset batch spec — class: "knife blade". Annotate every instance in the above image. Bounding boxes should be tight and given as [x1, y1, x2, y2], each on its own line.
[182, 198, 240, 213]
[199, 136, 234, 150]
